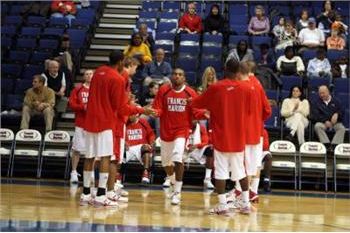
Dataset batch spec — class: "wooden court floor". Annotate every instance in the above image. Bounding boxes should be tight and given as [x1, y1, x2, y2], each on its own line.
[1, 180, 350, 232]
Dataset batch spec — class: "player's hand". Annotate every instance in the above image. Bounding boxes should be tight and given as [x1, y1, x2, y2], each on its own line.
[325, 121, 333, 128]
[204, 110, 210, 119]
[143, 106, 157, 116]
[143, 144, 152, 151]
[331, 113, 338, 125]
[187, 97, 193, 104]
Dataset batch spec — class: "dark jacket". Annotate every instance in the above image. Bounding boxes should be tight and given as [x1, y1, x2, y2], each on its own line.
[311, 96, 343, 123]
[204, 7, 225, 33]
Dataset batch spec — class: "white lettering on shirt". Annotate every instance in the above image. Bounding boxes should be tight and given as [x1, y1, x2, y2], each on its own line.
[127, 129, 143, 141]
[167, 97, 187, 112]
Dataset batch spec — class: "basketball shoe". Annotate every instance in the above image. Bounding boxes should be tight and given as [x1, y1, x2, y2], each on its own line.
[209, 204, 229, 215]
[80, 193, 94, 206]
[239, 201, 251, 215]
[93, 195, 119, 207]
[170, 192, 181, 205]
[249, 190, 259, 204]
[141, 170, 150, 184]
[204, 178, 215, 189]
[70, 171, 80, 184]
[107, 190, 128, 203]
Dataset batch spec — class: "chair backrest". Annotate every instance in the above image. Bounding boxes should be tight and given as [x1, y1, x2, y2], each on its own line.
[300, 142, 327, 160]
[270, 140, 296, 154]
[334, 79, 349, 94]
[334, 143, 350, 158]
[44, 130, 70, 144]
[0, 128, 15, 142]
[15, 129, 42, 142]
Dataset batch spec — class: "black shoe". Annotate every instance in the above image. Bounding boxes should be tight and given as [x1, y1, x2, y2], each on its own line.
[263, 178, 271, 193]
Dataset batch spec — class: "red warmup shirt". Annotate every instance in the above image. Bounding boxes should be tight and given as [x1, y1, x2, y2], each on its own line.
[68, 84, 89, 128]
[152, 84, 204, 141]
[191, 78, 251, 152]
[262, 128, 270, 151]
[188, 124, 209, 149]
[244, 76, 272, 145]
[51, 0, 77, 15]
[84, 65, 144, 133]
[179, 13, 203, 33]
[126, 118, 156, 146]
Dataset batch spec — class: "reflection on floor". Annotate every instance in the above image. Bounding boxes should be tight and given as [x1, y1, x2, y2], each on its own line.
[1, 181, 350, 232]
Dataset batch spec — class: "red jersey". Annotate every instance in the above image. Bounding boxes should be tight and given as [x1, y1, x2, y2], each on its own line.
[121, 69, 131, 93]
[152, 84, 203, 141]
[179, 13, 202, 33]
[84, 65, 144, 133]
[188, 124, 209, 149]
[244, 76, 272, 145]
[126, 118, 156, 146]
[68, 84, 89, 128]
[262, 128, 270, 151]
[192, 78, 250, 152]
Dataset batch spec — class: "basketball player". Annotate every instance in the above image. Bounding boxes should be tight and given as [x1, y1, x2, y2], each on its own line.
[191, 59, 252, 215]
[69, 69, 93, 183]
[80, 50, 153, 207]
[152, 68, 204, 205]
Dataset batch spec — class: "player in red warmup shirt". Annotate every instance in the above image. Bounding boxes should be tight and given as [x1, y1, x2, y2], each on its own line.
[124, 112, 156, 184]
[191, 59, 252, 215]
[80, 50, 153, 207]
[68, 69, 93, 184]
[152, 68, 204, 205]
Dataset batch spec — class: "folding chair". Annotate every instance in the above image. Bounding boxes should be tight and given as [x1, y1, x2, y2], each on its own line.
[299, 142, 328, 191]
[333, 143, 350, 192]
[38, 130, 71, 179]
[0, 128, 15, 177]
[10, 129, 42, 178]
[269, 140, 298, 189]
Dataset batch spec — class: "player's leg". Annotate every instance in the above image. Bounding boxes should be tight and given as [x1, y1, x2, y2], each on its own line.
[203, 146, 214, 189]
[249, 142, 263, 203]
[161, 140, 175, 187]
[70, 150, 80, 183]
[80, 157, 94, 206]
[262, 152, 272, 192]
[170, 137, 186, 205]
[70, 127, 86, 183]
[141, 144, 152, 184]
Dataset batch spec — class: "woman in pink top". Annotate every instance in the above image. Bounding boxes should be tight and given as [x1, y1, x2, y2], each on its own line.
[326, 29, 345, 50]
[248, 5, 270, 36]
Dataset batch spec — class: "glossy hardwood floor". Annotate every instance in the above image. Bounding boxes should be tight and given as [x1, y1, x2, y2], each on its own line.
[1, 182, 350, 232]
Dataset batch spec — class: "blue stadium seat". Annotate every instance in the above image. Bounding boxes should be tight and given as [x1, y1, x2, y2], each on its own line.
[30, 51, 52, 64]
[179, 34, 200, 56]
[156, 22, 177, 33]
[1, 79, 15, 95]
[177, 56, 198, 72]
[280, 90, 290, 100]
[9, 5, 22, 15]
[186, 72, 197, 86]
[5, 94, 23, 110]
[20, 27, 42, 38]
[8, 50, 31, 64]
[1, 25, 17, 37]
[265, 106, 280, 130]
[229, 14, 249, 26]
[4, 15, 22, 25]
[159, 11, 178, 23]
[334, 79, 349, 94]
[14, 79, 33, 96]
[42, 28, 65, 38]
[307, 77, 331, 92]
[1, 36, 13, 48]
[49, 17, 69, 28]
[203, 34, 223, 45]
[178, 45, 200, 56]
[155, 33, 175, 53]
[1, 64, 22, 78]
[163, 1, 181, 12]
[76, 8, 96, 23]
[335, 93, 349, 111]
[302, 49, 317, 62]
[229, 3, 248, 15]
[27, 16, 46, 27]
[265, 89, 279, 102]
[200, 57, 222, 73]
[231, 25, 248, 35]
[142, 1, 161, 11]
[22, 64, 44, 79]
[280, 76, 303, 91]
[251, 36, 272, 49]
[202, 46, 222, 57]
[16, 38, 37, 50]
[229, 35, 249, 48]
[71, 18, 91, 30]
[327, 50, 348, 63]
[343, 110, 350, 128]
[180, 33, 200, 43]
[67, 29, 87, 48]
[38, 39, 59, 51]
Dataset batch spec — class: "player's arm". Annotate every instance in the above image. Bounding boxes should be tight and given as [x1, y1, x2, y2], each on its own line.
[195, 125, 209, 149]
[144, 120, 156, 146]
[261, 88, 272, 121]
[191, 85, 215, 111]
[68, 87, 85, 111]
[151, 87, 164, 117]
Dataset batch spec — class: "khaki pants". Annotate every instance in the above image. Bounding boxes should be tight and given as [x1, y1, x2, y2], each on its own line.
[314, 122, 345, 145]
[285, 113, 309, 145]
[20, 105, 55, 131]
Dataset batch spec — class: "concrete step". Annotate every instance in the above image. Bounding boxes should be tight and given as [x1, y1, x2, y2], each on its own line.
[98, 23, 135, 29]
[100, 17, 136, 24]
[90, 44, 125, 50]
[106, 4, 140, 9]
[104, 8, 139, 15]
[96, 27, 134, 35]
[85, 56, 109, 62]
[86, 50, 112, 56]
[94, 33, 131, 40]
[56, 121, 75, 128]
[61, 112, 75, 120]
[81, 61, 105, 69]
[111, 0, 141, 5]
[91, 38, 128, 46]
[102, 13, 138, 19]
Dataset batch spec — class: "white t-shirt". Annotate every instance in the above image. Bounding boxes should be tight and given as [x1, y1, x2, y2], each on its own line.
[299, 28, 325, 45]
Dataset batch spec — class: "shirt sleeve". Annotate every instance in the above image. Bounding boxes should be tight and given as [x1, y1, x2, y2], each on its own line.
[46, 89, 56, 107]
[144, 119, 156, 144]
[191, 85, 215, 111]
[197, 16, 203, 33]
[324, 59, 331, 74]
[263, 17, 270, 34]
[23, 90, 35, 108]
[195, 125, 209, 149]
[179, 15, 186, 29]
[68, 87, 85, 112]
[61, 72, 66, 87]
[261, 88, 272, 121]
[152, 86, 164, 117]
[296, 56, 305, 72]
[248, 17, 254, 34]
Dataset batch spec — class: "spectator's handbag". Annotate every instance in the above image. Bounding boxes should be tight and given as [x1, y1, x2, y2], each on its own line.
[281, 61, 297, 76]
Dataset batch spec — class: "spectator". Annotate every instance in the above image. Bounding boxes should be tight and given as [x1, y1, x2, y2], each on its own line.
[307, 48, 332, 78]
[140, 81, 159, 107]
[275, 20, 298, 51]
[58, 33, 73, 73]
[281, 85, 310, 146]
[178, 2, 202, 34]
[201, 66, 217, 91]
[257, 43, 275, 68]
[42, 60, 68, 113]
[138, 23, 155, 52]
[124, 33, 152, 64]
[312, 85, 345, 150]
[331, 56, 349, 79]
[298, 17, 325, 52]
[332, 14, 349, 36]
[226, 40, 254, 62]
[296, 9, 310, 32]
[142, 48, 172, 86]
[276, 46, 305, 76]
[204, 4, 225, 35]
[248, 5, 270, 36]
[326, 28, 346, 50]
[272, 16, 285, 38]
[20, 75, 55, 132]
[317, 0, 336, 36]
[123, 57, 140, 92]
[50, 0, 77, 26]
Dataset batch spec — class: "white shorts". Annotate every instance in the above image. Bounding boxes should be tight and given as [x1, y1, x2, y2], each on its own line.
[124, 144, 143, 164]
[244, 138, 263, 176]
[188, 146, 209, 165]
[72, 127, 86, 154]
[160, 138, 186, 167]
[214, 149, 246, 181]
[85, 130, 114, 158]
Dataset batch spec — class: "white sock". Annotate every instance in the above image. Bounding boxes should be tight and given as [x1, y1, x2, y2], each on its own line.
[205, 168, 212, 179]
[235, 181, 242, 192]
[251, 178, 260, 194]
[174, 181, 183, 193]
[71, 170, 77, 174]
[218, 194, 227, 205]
[83, 171, 93, 188]
[170, 173, 175, 184]
[98, 172, 109, 189]
[242, 191, 249, 203]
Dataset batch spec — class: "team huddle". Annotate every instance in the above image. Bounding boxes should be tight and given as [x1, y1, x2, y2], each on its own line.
[69, 49, 272, 215]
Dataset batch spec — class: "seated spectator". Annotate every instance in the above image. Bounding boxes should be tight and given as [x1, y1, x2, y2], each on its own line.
[142, 48, 172, 86]
[124, 113, 156, 184]
[201, 66, 217, 91]
[226, 40, 254, 62]
[296, 9, 310, 32]
[50, 0, 77, 26]
[332, 13, 349, 36]
[124, 33, 152, 64]
[139, 81, 159, 107]
[298, 17, 325, 52]
[311, 85, 345, 150]
[178, 2, 202, 34]
[138, 23, 155, 52]
[248, 5, 270, 36]
[326, 28, 346, 50]
[20, 75, 55, 132]
[281, 85, 310, 146]
[272, 16, 285, 38]
[204, 4, 225, 35]
[317, 0, 337, 36]
[42, 60, 68, 113]
[276, 46, 305, 76]
[58, 33, 73, 73]
[307, 48, 332, 78]
[75, 0, 90, 9]
[331, 56, 349, 78]
[275, 20, 298, 51]
[256, 43, 275, 69]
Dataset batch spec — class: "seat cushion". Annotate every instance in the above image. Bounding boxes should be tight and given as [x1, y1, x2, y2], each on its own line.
[272, 161, 296, 168]
[301, 162, 326, 169]
[42, 150, 67, 157]
[336, 164, 350, 171]
[0, 147, 11, 155]
[14, 149, 39, 156]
